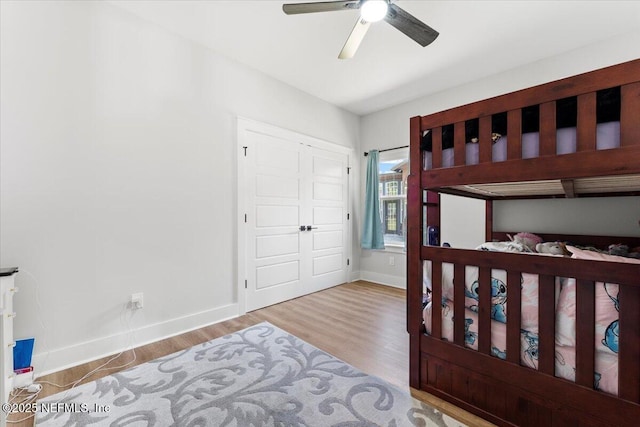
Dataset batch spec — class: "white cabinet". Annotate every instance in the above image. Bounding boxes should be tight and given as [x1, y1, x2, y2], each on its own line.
[0, 267, 18, 427]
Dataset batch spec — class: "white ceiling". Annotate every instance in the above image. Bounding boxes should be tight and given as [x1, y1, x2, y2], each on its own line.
[110, 1, 640, 116]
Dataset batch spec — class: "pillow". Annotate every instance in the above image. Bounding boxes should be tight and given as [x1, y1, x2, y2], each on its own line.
[566, 245, 640, 265]
[555, 245, 640, 352]
[556, 279, 620, 353]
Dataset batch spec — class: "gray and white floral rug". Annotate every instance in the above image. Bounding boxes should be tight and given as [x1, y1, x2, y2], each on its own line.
[36, 322, 464, 426]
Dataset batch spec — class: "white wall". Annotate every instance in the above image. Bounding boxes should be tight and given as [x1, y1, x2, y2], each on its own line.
[494, 197, 640, 238]
[358, 29, 640, 286]
[0, 1, 359, 374]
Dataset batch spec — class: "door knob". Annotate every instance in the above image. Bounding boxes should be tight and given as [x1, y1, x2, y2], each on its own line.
[306, 226, 318, 231]
[299, 226, 306, 232]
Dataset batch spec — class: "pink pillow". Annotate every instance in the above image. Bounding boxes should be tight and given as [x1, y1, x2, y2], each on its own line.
[555, 246, 640, 352]
[566, 245, 640, 265]
[556, 279, 619, 353]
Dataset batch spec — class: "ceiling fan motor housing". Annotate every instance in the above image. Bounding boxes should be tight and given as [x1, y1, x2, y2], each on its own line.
[360, 0, 389, 22]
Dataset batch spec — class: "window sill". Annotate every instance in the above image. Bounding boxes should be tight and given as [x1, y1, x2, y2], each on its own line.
[377, 244, 406, 254]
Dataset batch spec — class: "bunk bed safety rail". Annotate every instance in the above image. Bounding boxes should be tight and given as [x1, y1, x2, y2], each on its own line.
[421, 73, 640, 171]
[421, 246, 640, 402]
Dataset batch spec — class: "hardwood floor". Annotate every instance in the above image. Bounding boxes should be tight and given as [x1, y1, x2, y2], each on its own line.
[8, 281, 494, 426]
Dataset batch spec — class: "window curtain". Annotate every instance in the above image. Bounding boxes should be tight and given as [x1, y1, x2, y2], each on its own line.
[361, 150, 385, 250]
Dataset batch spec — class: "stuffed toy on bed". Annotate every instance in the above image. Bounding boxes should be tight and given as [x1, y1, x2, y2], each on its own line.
[536, 241, 571, 256]
[507, 232, 543, 252]
[608, 243, 640, 259]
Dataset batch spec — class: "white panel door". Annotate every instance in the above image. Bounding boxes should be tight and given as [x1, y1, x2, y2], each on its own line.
[308, 147, 349, 292]
[243, 129, 307, 312]
[239, 119, 350, 312]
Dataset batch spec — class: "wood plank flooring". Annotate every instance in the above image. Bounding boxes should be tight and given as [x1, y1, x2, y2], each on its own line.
[8, 281, 494, 426]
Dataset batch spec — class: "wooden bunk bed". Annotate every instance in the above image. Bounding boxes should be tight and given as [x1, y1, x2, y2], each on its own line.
[407, 59, 640, 427]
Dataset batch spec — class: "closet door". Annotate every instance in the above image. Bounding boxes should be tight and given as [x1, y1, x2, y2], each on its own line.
[243, 130, 307, 312]
[308, 147, 349, 293]
[238, 119, 350, 312]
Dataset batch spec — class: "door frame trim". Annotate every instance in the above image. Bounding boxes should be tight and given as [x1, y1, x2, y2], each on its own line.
[236, 117, 353, 315]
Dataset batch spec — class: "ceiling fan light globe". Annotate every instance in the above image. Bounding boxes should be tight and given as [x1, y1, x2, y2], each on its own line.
[360, 0, 388, 22]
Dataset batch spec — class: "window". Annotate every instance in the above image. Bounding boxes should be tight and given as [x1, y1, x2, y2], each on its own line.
[378, 149, 408, 248]
[386, 181, 398, 196]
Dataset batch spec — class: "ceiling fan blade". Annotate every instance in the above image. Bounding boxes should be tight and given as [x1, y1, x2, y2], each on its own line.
[283, 1, 360, 15]
[338, 18, 371, 59]
[385, 3, 439, 47]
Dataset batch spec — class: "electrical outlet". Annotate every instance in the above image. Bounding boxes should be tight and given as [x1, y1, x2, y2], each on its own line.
[389, 256, 395, 266]
[131, 293, 144, 309]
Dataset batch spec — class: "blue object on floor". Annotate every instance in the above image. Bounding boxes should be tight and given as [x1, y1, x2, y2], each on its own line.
[13, 338, 35, 370]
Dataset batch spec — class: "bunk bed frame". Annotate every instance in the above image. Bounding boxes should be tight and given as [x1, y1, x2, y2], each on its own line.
[407, 60, 640, 427]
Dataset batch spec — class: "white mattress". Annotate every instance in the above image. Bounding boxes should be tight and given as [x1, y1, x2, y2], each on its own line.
[424, 122, 620, 169]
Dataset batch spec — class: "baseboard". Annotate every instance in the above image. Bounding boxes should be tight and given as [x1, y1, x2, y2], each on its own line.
[349, 270, 361, 283]
[358, 271, 406, 289]
[33, 303, 239, 377]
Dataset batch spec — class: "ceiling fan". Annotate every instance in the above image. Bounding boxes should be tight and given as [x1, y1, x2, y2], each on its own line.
[282, 0, 439, 59]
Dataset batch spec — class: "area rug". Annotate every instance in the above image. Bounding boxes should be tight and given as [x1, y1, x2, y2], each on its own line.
[36, 322, 465, 426]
